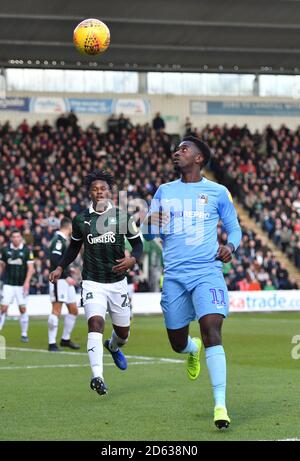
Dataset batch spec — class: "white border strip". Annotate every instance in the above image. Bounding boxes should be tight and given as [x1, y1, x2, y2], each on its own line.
[3, 291, 300, 316]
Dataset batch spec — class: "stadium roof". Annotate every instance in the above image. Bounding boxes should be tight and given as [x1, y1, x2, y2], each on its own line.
[1, 0, 300, 74]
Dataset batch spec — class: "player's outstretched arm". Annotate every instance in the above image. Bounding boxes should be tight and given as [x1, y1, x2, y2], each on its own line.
[49, 239, 82, 283]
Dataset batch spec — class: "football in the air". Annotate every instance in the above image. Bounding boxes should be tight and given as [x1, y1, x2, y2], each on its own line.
[73, 18, 110, 55]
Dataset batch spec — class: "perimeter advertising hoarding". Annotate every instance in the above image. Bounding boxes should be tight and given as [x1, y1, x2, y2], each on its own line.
[4, 291, 300, 316]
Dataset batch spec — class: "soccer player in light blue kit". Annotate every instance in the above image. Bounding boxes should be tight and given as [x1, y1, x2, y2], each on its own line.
[141, 136, 242, 429]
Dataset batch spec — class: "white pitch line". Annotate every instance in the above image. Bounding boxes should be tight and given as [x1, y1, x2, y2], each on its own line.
[7, 347, 91, 357]
[0, 361, 165, 371]
[277, 438, 300, 441]
[6, 347, 184, 364]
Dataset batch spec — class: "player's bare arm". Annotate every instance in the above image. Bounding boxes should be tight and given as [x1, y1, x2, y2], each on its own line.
[23, 262, 35, 295]
[49, 239, 82, 283]
[49, 266, 63, 283]
[0, 260, 5, 278]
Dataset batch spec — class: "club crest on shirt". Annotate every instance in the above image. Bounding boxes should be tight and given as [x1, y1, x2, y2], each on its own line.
[55, 241, 63, 250]
[198, 193, 208, 205]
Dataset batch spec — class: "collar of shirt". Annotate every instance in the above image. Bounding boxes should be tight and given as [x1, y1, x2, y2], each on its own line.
[89, 201, 113, 215]
[56, 231, 67, 240]
[10, 243, 24, 250]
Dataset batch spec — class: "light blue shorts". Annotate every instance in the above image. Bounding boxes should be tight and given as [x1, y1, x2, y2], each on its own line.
[161, 269, 229, 330]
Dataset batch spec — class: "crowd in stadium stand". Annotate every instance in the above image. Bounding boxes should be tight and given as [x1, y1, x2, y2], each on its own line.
[219, 224, 298, 291]
[0, 115, 298, 294]
[188, 123, 300, 270]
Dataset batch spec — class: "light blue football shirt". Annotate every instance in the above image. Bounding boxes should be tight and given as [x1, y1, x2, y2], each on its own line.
[142, 178, 242, 278]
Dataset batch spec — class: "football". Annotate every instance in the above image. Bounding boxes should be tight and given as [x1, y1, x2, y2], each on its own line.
[73, 18, 110, 55]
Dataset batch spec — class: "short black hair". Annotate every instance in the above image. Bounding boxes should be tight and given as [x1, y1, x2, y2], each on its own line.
[60, 217, 72, 228]
[182, 136, 211, 166]
[84, 169, 114, 191]
[11, 229, 21, 236]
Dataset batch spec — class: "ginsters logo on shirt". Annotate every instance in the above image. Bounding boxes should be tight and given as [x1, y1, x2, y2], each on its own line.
[87, 232, 116, 244]
[7, 258, 23, 265]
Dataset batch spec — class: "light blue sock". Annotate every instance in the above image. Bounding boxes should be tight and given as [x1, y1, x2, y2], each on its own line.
[205, 345, 226, 408]
[180, 336, 199, 354]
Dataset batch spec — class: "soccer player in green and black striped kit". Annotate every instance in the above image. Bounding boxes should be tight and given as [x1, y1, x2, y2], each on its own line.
[48, 217, 80, 352]
[0, 230, 35, 341]
[49, 170, 143, 396]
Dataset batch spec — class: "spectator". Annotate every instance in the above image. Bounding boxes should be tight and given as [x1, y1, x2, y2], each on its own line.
[184, 117, 193, 135]
[55, 113, 69, 130]
[263, 279, 276, 290]
[152, 112, 165, 131]
[106, 114, 119, 134]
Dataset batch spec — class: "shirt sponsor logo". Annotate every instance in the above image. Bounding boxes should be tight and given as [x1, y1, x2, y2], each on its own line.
[171, 211, 210, 219]
[183, 210, 210, 219]
[7, 258, 23, 265]
[87, 232, 116, 244]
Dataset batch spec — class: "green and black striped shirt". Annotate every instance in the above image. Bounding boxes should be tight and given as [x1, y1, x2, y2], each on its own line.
[0, 244, 34, 286]
[71, 203, 140, 283]
[49, 232, 69, 279]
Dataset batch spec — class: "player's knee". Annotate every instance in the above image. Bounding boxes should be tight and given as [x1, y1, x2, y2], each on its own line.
[52, 303, 62, 317]
[1, 306, 8, 313]
[19, 307, 26, 314]
[201, 329, 221, 347]
[68, 305, 78, 316]
[88, 315, 104, 333]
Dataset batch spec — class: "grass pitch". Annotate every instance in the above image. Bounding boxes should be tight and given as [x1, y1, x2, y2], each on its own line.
[0, 312, 299, 441]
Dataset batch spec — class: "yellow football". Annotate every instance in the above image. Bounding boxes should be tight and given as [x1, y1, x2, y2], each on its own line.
[73, 18, 110, 55]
